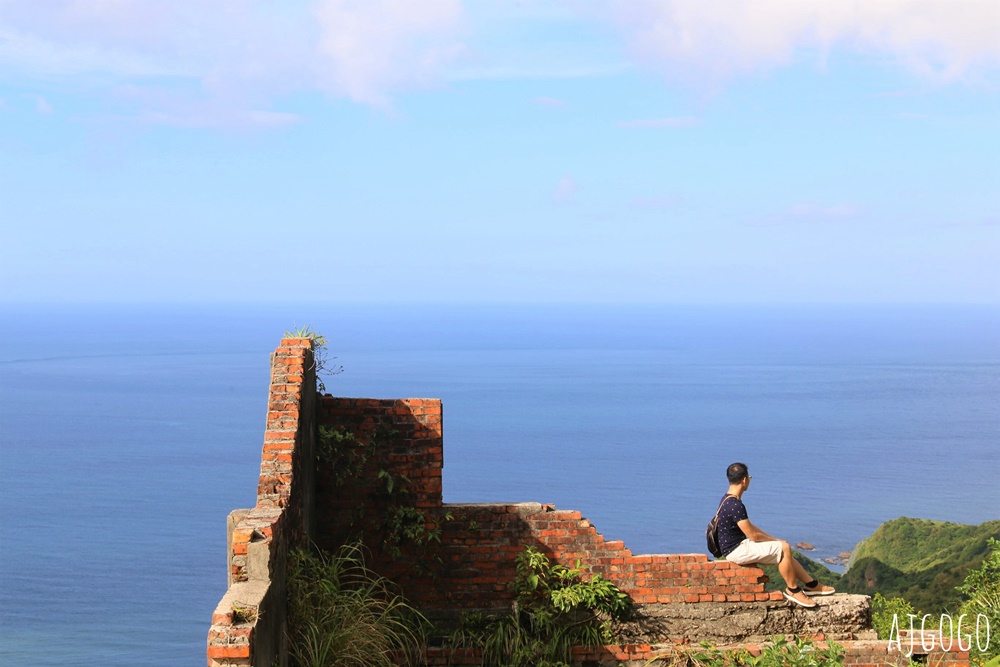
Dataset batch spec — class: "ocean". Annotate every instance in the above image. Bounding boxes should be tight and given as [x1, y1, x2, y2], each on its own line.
[1, 303, 997, 666]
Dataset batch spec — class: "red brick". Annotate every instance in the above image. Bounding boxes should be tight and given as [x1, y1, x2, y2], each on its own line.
[206, 645, 250, 659]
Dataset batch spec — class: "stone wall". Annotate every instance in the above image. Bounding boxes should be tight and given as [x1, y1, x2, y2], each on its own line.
[207, 338, 970, 667]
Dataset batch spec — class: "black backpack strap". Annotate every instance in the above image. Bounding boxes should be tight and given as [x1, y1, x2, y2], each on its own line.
[713, 493, 734, 521]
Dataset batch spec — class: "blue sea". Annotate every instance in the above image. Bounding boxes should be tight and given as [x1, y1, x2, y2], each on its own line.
[1, 303, 998, 666]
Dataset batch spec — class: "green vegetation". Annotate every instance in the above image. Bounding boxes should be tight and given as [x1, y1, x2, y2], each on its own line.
[870, 592, 916, 640]
[756, 518, 999, 614]
[841, 517, 1000, 612]
[446, 546, 632, 667]
[231, 604, 259, 625]
[957, 538, 1000, 666]
[667, 636, 845, 666]
[284, 325, 342, 392]
[285, 542, 426, 667]
[316, 422, 449, 571]
[851, 518, 1000, 574]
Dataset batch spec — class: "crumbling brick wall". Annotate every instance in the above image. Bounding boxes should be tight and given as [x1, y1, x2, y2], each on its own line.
[207, 338, 970, 667]
[311, 397, 777, 611]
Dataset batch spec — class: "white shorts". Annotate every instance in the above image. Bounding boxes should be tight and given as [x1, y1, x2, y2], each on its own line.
[725, 539, 783, 566]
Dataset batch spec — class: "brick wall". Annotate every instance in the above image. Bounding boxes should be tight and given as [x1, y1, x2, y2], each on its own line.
[313, 396, 442, 564]
[207, 338, 315, 667]
[207, 337, 969, 667]
[312, 397, 779, 614]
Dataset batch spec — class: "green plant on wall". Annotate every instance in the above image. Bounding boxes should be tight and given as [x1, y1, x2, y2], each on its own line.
[448, 546, 632, 667]
[285, 542, 427, 667]
[316, 421, 448, 572]
[284, 325, 343, 393]
[231, 604, 259, 625]
[663, 636, 845, 667]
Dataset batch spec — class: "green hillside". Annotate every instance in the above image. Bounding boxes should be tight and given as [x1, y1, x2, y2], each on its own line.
[757, 518, 1000, 614]
[841, 517, 1000, 613]
[850, 517, 1000, 573]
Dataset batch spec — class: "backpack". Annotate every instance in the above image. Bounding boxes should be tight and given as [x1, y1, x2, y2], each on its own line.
[706, 494, 734, 558]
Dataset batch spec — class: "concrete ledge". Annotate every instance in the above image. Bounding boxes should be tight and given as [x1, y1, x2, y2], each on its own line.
[621, 594, 874, 644]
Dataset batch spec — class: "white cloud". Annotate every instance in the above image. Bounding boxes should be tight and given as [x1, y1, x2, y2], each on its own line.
[788, 202, 860, 220]
[534, 96, 568, 109]
[2, 0, 995, 128]
[312, 0, 464, 107]
[552, 176, 577, 204]
[611, 0, 1000, 88]
[0, 0, 465, 122]
[617, 116, 700, 129]
[34, 94, 52, 114]
[135, 106, 302, 130]
[632, 195, 682, 209]
[745, 201, 862, 226]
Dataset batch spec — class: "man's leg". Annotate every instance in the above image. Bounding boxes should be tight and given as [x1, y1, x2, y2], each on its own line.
[775, 541, 835, 603]
[776, 540, 811, 588]
[727, 540, 833, 602]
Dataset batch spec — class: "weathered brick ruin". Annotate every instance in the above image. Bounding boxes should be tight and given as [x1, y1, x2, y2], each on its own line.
[207, 338, 969, 666]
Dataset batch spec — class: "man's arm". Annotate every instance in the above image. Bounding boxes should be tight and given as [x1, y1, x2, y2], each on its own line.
[737, 518, 781, 543]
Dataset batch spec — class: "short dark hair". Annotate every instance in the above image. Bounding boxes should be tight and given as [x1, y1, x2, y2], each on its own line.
[727, 462, 749, 484]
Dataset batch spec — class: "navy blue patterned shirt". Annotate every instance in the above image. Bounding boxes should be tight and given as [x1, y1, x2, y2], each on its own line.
[716, 494, 749, 556]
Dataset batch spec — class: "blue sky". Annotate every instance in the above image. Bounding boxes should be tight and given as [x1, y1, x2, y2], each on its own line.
[1, 0, 997, 304]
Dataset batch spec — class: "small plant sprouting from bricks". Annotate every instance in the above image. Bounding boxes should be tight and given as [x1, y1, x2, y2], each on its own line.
[317, 421, 449, 574]
[317, 425, 369, 486]
[231, 604, 259, 625]
[284, 325, 343, 393]
[447, 546, 632, 667]
[658, 636, 845, 667]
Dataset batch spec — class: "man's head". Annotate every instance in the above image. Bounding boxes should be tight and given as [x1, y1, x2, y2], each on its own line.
[726, 462, 749, 485]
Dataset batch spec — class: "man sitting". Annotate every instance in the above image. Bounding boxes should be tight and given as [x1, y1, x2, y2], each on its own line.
[715, 462, 835, 608]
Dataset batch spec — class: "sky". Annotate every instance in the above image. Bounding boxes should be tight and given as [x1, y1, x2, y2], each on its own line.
[1, 0, 998, 304]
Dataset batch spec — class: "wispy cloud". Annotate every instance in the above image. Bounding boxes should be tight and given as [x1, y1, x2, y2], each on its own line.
[617, 116, 700, 129]
[632, 195, 682, 209]
[746, 201, 862, 226]
[552, 176, 577, 204]
[788, 203, 860, 220]
[135, 107, 302, 130]
[312, 0, 464, 108]
[534, 96, 568, 109]
[448, 62, 628, 82]
[0, 0, 466, 123]
[2, 0, 996, 131]
[610, 0, 1000, 88]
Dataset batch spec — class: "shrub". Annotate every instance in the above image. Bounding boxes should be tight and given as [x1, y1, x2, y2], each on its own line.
[957, 538, 1000, 666]
[871, 592, 918, 640]
[679, 636, 844, 667]
[286, 542, 426, 667]
[448, 546, 632, 666]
